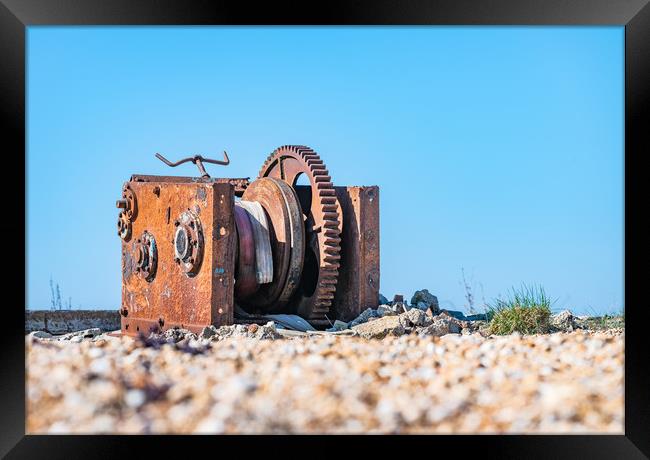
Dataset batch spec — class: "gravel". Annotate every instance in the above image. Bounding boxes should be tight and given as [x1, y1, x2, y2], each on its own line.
[26, 327, 623, 434]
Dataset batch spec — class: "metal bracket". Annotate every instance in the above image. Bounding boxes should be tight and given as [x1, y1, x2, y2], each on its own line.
[155, 151, 230, 178]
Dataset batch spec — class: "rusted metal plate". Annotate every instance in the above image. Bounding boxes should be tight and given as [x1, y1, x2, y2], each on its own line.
[120, 180, 236, 337]
[130, 175, 249, 197]
[331, 186, 380, 322]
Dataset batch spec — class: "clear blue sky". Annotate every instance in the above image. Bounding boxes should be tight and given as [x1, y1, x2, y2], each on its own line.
[26, 26, 623, 315]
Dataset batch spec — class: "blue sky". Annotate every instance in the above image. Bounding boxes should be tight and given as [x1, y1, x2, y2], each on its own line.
[26, 26, 623, 315]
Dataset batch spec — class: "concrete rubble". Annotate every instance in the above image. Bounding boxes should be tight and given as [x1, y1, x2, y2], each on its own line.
[551, 310, 576, 332]
[25, 310, 120, 334]
[343, 299, 483, 339]
[352, 315, 408, 339]
[410, 289, 440, 315]
[28, 328, 103, 343]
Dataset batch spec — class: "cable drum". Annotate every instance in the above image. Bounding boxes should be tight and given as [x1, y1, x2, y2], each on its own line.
[237, 200, 273, 284]
[239, 178, 305, 312]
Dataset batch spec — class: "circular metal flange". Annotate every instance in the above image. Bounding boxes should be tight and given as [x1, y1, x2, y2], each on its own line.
[233, 202, 259, 300]
[117, 184, 137, 241]
[173, 209, 204, 277]
[134, 231, 157, 282]
[117, 211, 132, 241]
[257, 145, 342, 320]
[241, 177, 305, 312]
[122, 184, 137, 220]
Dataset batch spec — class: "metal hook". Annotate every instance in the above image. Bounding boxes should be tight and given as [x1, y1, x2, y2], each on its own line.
[154, 151, 230, 178]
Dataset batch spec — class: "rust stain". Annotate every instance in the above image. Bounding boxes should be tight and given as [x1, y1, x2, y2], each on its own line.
[118, 146, 380, 331]
[120, 180, 235, 337]
[333, 186, 380, 322]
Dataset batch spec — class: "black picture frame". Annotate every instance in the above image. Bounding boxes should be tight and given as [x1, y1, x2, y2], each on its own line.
[3, 0, 648, 457]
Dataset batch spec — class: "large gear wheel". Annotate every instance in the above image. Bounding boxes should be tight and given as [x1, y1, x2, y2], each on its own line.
[258, 145, 342, 320]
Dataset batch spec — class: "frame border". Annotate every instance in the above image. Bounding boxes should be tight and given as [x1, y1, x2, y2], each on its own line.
[3, 0, 648, 457]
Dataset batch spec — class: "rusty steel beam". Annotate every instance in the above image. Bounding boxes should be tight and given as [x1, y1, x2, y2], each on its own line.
[332, 185, 380, 322]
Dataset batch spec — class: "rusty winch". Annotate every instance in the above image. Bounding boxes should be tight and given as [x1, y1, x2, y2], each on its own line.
[116, 145, 379, 336]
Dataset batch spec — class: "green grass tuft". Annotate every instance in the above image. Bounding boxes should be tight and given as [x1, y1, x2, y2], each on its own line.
[486, 284, 552, 335]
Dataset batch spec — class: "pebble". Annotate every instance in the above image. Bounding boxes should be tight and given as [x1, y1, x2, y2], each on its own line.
[26, 328, 623, 434]
[124, 389, 146, 408]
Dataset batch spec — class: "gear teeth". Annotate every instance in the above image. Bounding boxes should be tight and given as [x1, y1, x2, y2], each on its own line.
[321, 263, 340, 270]
[258, 144, 342, 320]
